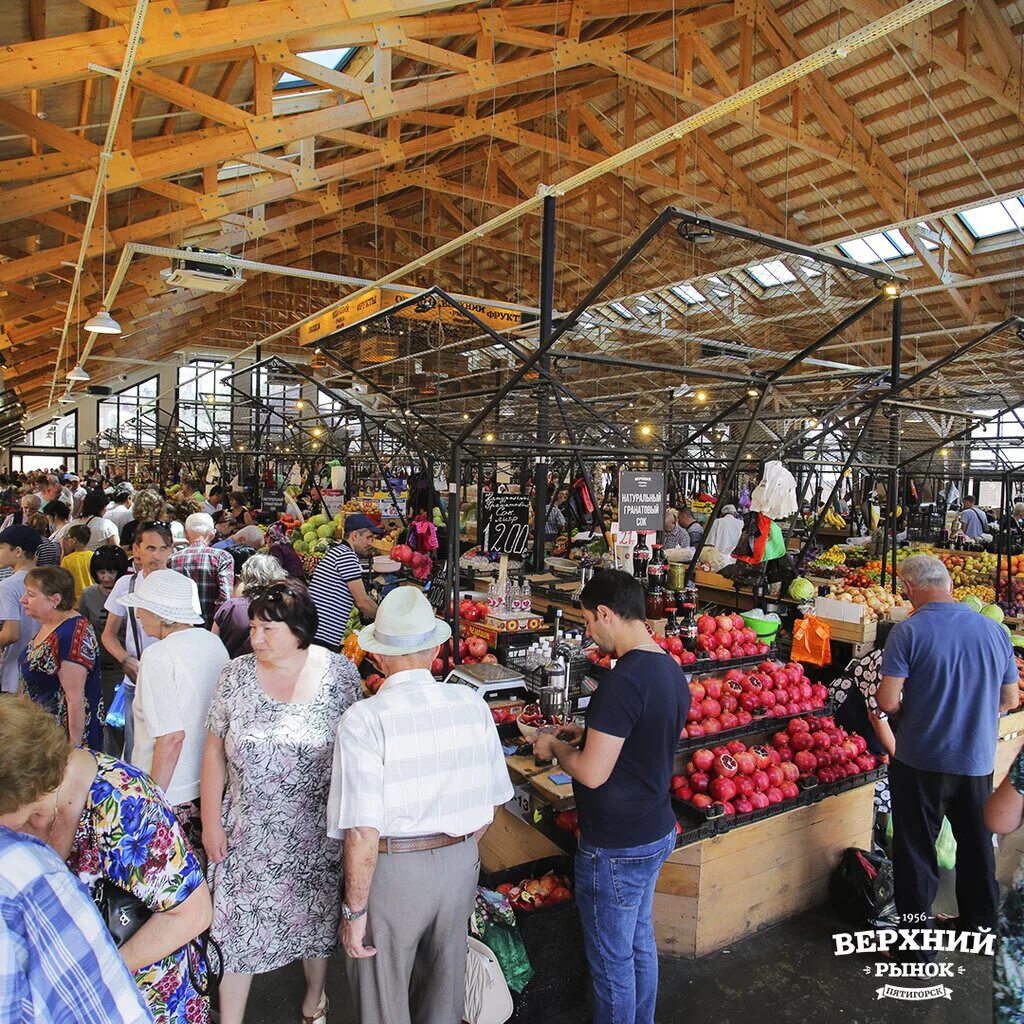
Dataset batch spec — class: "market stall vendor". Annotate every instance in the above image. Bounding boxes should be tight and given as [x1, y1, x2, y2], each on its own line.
[662, 509, 689, 550]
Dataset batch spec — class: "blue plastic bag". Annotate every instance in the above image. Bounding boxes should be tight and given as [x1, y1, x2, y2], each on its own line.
[105, 681, 127, 729]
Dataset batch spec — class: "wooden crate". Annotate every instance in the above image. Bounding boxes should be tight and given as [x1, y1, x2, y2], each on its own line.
[654, 784, 874, 959]
[816, 616, 878, 644]
[479, 807, 563, 874]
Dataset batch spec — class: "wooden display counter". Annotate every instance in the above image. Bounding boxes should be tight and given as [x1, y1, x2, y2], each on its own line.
[654, 784, 874, 958]
[480, 807, 563, 874]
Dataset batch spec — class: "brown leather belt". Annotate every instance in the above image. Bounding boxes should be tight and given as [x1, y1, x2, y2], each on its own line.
[378, 833, 471, 854]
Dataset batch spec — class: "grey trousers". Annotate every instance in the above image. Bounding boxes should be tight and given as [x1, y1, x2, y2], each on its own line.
[346, 837, 479, 1024]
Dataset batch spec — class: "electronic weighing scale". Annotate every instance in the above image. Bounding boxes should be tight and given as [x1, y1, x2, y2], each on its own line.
[444, 662, 531, 703]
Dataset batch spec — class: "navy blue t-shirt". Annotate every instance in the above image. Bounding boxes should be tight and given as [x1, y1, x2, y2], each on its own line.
[572, 649, 689, 848]
[881, 602, 1017, 776]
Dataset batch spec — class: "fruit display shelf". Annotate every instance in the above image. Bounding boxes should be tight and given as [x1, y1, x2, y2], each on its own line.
[675, 703, 833, 754]
[674, 766, 886, 836]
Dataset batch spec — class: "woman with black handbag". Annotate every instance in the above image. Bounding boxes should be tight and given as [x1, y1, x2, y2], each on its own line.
[0, 693, 216, 1024]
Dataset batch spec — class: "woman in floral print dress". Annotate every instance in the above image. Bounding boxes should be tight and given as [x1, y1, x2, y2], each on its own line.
[0, 694, 213, 1024]
[200, 581, 362, 1024]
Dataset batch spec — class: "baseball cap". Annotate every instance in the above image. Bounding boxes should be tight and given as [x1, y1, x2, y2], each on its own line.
[0, 525, 42, 555]
[114, 483, 133, 497]
[344, 513, 383, 537]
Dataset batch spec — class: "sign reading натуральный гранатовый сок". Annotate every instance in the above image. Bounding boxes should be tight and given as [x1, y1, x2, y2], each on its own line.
[618, 471, 665, 532]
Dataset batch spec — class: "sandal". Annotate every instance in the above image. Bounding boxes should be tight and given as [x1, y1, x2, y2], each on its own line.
[301, 993, 328, 1024]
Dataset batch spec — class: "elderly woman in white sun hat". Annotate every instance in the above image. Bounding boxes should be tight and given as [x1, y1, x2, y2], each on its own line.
[328, 586, 513, 1024]
[121, 568, 230, 850]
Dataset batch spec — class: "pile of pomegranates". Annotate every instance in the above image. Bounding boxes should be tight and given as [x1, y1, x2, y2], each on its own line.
[694, 612, 772, 661]
[681, 661, 828, 740]
[671, 718, 879, 818]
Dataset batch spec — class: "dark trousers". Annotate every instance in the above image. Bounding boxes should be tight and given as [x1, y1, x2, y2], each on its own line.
[889, 758, 998, 931]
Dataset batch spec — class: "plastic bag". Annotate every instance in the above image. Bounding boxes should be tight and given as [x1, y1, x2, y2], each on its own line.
[885, 815, 957, 872]
[104, 681, 127, 729]
[749, 461, 797, 519]
[791, 616, 832, 667]
[481, 921, 533, 995]
[830, 847, 895, 926]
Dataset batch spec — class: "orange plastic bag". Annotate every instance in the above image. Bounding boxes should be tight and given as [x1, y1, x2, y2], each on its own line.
[791, 616, 831, 667]
[342, 633, 365, 667]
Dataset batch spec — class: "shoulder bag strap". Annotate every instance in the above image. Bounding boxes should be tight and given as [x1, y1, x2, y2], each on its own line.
[126, 574, 142, 662]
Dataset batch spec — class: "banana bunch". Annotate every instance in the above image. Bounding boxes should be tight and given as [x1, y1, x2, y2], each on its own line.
[690, 500, 715, 516]
[822, 507, 848, 530]
[816, 545, 847, 566]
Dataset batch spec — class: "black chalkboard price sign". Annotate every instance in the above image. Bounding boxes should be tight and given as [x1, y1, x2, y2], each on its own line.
[262, 489, 286, 516]
[482, 492, 531, 556]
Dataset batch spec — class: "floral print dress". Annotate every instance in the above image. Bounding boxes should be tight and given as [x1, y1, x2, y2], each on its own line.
[206, 651, 362, 974]
[20, 615, 105, 750]
[66, 754, 208, 1024]
[995, 751, 1024, 1021]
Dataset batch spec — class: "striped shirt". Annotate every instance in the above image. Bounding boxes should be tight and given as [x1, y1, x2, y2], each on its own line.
[308, 542, 363, 648]
[328, 669, 514, 838]
[0, 827, 151, 1024]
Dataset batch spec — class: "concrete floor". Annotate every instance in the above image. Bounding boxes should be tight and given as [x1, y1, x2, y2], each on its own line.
[245, 872, 991, 1024]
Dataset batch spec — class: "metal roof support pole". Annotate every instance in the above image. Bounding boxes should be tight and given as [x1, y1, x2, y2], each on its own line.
[458, 210, 675, 446]
[685, 386, 770, 587]
[797, 404, 882, 564]
[554, 391, 604, 538]
[885, 297, 903, 593]
[447, 445, 462, 668]
[533, 195, 557, 572]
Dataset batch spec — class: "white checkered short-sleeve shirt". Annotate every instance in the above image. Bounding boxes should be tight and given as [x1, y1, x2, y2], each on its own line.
[328, 669, 513, 838]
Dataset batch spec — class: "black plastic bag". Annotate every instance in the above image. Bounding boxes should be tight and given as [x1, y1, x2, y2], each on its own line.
[830, 847, 896, 927]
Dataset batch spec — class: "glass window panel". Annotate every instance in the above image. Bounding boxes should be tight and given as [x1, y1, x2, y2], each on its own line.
[276, 47, 357, 87]
[746, 260, 797, 287]
[959, 198, 1024, 238]
[670, 284, 706, 304]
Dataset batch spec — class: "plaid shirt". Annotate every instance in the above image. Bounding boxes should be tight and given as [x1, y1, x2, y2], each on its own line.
[0, 827, 151, 1024]
[328, 669, 513, 838]
[168, 540, 234, 627]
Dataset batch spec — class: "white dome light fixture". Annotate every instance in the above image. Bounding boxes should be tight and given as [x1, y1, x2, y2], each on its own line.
[85, 309, 122, 334]
[57, 393, 75, 405]
[66, 364, 90, 382]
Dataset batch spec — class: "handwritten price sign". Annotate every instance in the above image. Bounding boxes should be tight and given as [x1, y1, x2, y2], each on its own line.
[483, 493, 531, 556]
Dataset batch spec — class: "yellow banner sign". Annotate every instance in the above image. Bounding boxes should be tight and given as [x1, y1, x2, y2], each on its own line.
[299, 289, 523, 346]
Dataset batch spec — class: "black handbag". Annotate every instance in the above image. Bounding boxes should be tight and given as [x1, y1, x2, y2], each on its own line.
[96, 878, 223, 996]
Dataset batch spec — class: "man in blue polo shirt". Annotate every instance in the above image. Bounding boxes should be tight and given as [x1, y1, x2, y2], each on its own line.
[878, 554, 1018, 938]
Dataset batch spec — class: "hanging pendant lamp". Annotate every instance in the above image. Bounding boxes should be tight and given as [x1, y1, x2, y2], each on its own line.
[85, 309, 121, 334]
[67, 364, 90, 382]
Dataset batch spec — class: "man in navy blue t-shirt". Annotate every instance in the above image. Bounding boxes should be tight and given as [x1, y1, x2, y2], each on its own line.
[878, 554, 1018, 938]
[533, 570, 688, 1024]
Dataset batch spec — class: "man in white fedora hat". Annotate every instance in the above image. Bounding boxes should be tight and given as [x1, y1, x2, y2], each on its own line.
[328, 586, 512, 1024]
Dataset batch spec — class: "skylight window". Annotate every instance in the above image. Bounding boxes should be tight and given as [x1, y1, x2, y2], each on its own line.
[276, 47, 357, 88]
[838, 228, 937, 264]
[609, 301, 635, 320]
[959, 198, 1024, 239]
[747, 260, 796, 287]
[707, 276, 730, 297]
[670, 284, 706, 305]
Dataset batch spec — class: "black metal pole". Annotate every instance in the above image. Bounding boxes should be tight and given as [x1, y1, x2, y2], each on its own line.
[532, 195, 557, 571]
[448, 446, 462, 667]
[888, 296, 902, 594]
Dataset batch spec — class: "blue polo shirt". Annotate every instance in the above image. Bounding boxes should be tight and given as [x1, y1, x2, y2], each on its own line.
[881, 602, 1017, 775]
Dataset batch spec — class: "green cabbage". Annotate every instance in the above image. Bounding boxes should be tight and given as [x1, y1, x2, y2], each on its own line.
[788, 577, 816, 601]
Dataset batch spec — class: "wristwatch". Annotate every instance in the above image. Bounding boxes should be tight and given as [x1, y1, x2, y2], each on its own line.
[341, 903, 367, 922]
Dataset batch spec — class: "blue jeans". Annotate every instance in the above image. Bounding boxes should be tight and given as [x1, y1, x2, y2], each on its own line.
[575, 829, 676, 1024]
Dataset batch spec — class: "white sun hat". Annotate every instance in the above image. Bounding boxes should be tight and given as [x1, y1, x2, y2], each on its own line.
[357, 586, 452, 656]
[118, 569, 204, 625]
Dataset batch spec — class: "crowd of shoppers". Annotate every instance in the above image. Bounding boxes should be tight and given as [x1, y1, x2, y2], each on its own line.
[8, 463, 1024, 1024]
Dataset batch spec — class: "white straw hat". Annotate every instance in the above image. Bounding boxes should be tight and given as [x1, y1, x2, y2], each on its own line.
[118, 569, 204, 625]
[357, 586, 451, 656]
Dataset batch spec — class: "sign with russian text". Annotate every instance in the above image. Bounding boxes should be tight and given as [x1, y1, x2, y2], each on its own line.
[618, 472, 665, 531]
